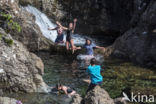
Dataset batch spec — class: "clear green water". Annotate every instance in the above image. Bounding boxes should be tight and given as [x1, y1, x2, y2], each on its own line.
[6, 52, 156, 104]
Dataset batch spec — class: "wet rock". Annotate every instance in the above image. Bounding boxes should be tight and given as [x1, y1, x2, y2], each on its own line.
[0, 28, 48, 93]
[84, 86, 114, 104]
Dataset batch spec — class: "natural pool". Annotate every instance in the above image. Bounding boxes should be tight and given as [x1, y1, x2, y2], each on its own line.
[6, 51, 156, 104]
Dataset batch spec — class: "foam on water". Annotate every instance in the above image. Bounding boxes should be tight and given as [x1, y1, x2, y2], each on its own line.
[77, 54, 104, 62]
[77, 54, 104, 68]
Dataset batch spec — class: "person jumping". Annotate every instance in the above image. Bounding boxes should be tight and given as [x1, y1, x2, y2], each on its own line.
[56, 18, 80, 54]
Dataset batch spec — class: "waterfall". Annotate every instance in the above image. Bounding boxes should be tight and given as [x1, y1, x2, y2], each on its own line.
[24, 5, 92, 45]
[24, 5, 57, 42]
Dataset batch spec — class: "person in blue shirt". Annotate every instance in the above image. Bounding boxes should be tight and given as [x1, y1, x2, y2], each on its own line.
[86, 58, 103, 92]
[77, 39, 104, 65]
[83, 39, 104, 56]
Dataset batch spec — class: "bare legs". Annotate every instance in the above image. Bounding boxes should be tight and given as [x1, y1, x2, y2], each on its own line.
[70, 39, 75, 54]
[66, 41, 70, 50]
[66, 39, 81, 54]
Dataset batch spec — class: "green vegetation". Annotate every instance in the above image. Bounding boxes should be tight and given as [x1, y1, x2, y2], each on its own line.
[101, 57, 156, 101]
[38, 52, 156, 104]
[4, 38, 14, 46]
[0, 12, 21, 32]
[0, 32, 13, 46]
[78, 85, 88, 97]
[0, 12, 21, 46]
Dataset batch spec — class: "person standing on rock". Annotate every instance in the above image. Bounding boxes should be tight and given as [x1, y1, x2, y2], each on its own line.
[86, 58, 103, 93]
[56, 18, 80, 54]
[48, 21, 64, 44]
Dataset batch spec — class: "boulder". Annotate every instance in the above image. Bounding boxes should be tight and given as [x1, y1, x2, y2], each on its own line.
[0, 97, 17, 104]
[84, 86, 114, 104]
[0, 28, 48, 93]
[113, 0, 156, 67]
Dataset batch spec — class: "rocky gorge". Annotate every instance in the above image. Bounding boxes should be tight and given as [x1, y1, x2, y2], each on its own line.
[0, 0, 156, 104]
[18, 0, 156, 67]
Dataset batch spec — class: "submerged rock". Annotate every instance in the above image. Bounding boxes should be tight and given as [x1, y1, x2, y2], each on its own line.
[0, 28, 48, 93]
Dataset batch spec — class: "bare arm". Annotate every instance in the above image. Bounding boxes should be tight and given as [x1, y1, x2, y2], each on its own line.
[72, 18, 77, 33]
[56, 21, 68, 30]
[62, 26, 68, 30]
[48, 27, 57, 30]
[62, 86, 68, 95]
[95, 46, 105, 49]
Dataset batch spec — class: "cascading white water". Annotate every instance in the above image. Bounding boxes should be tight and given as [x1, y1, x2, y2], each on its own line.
[24, 5, 57, 42]
[24, 5, 92, 45]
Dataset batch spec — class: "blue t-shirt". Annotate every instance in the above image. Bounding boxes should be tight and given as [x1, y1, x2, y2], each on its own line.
[86, 65, 103, 84]
[83, 44, 96, 55]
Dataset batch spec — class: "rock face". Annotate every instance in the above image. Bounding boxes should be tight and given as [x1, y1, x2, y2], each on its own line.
[113, 0, 156, 67]
[0, 0, 52, 52]
[0, 28, 48, 93]
[0, 97, 17, 104]
[18, 0, 131, 35]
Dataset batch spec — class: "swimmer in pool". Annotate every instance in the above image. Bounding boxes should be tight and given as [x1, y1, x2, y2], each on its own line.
[52, 83, 76, 97]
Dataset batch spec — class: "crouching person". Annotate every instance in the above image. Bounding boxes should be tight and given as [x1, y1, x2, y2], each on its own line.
[86, 58, 103, 93]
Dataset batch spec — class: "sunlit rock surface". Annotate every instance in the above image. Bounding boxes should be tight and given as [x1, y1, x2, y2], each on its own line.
[0, 28, 49, 93]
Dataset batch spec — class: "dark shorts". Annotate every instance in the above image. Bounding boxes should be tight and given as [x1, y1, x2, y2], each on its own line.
[66, 35, 73, 42]
[67, 88, 73, 94]
[86, 81, 103, 93]
[55, 34, 64, 43]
